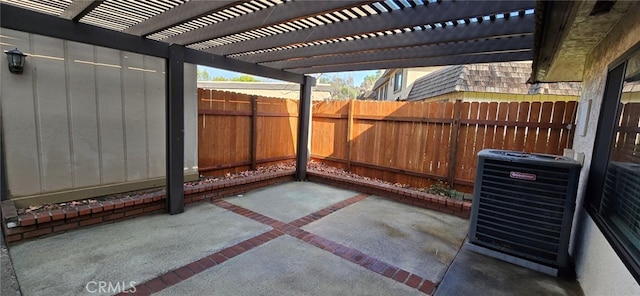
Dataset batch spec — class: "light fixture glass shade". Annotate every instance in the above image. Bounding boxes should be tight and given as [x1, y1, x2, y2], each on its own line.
[5, 48, 26, 74]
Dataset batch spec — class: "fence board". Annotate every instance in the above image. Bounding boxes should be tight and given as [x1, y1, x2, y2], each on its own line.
[525, 102, 541, 151]
[198, 89, 297, 176]
[548, 101, 565, 153]
[198, 89, 578, 192]
[310, 99, 578, 192]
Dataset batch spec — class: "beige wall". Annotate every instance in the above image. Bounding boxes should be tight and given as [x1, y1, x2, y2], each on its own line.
[569, 4, 640, 295]
[377, 67, 441, 101]
[0, 29, 198, 201]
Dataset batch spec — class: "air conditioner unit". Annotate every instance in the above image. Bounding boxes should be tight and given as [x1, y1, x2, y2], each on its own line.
[467, 149, 581, 276]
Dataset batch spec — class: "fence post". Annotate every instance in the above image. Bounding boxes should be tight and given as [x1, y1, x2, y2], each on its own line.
[346, 99, 355, 171]
[250, 95, 258, 170]
[447, 100, 463, 189]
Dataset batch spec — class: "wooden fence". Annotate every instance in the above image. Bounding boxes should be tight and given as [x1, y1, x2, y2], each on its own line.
[611, 102, 640, 162]
[311, 100, 577, 192]
[198, 89, 298, 176]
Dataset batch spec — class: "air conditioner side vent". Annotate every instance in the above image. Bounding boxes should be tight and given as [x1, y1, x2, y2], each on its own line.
[468, 149, 581, 275]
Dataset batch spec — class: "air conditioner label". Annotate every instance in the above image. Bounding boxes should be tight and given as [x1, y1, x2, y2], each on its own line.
[509, 171, 536, 181]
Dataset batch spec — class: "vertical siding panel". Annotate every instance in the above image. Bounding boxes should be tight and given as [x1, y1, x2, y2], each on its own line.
[0, 29, 41, 196]
[32, 34, 72, 192]
[122, 52, 148, 181]
[67, 41, 100, 188]
[144, 55, 166, 178]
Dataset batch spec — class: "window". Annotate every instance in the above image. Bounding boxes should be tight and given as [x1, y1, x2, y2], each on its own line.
[586, 44, 640, 281]
[381, 84, 388, 100]
[393, 71, 403, 92]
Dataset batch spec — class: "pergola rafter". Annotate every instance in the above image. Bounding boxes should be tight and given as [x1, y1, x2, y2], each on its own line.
[235, 13, 535, 64]
[0, 0, 537, 214]
[199, 1, 534, 57]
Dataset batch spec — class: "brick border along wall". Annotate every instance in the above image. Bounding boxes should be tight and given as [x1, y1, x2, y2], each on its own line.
[307, 170, 471, 219]
[1, 171, 295, 244]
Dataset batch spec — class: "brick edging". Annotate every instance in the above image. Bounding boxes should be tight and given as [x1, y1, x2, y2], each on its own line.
[128, 193, 436, 295]
[307, 170, 471, 219]
[1, 170, 295, 243]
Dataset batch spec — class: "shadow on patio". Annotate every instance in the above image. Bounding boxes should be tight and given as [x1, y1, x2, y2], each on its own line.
[4, 182, 582, 296]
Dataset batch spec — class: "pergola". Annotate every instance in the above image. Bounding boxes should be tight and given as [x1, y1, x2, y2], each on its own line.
[0, 0, 536, 214]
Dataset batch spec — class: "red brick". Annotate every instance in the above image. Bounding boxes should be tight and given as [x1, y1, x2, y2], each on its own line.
[239, 240, 255, 251]
[145, 278, 166, 293]
[80, 217, 103, 226]
[102, 201, 115, 211]
[90, 204, 104, 214]
[220, 247, 237, 258]
[187, 261, 206, 274]
[53, 222, 79, 232]
[159, 272, 181, 286]
[125, 208, 144, 217]
[209, 253, 228, 264]
[19, 214, 36, 226]
[370, 261, 389, 274]
[248, 237, 264, 246]
[23, 227, 52, 239]
[152, 193, 165, 202]
[123, 198, 135, 207]
[360, 256, 378, 269]
[142, 194, 154, 204]
[50, 209, 65, 221]
[77, 205, 91, 216]
[5, 234, 22, 243]
[143, 204, 164, 213]
[125, 284, 150, 296]
[405, 274, 422, 288]
[418, 280, 436, 294]
[382, 266, 399, 278]
[462, 202, 472, 211]
[197, 257, 216, 268]
[35, 212, 52, 224]
[63, 208, 78, 218]
[174, 266, 194, 280]
[112, 200, 125, 209]
[134, 197, 144, 205]
[393, 270, 410, 283]
[104, 212, 125, 221]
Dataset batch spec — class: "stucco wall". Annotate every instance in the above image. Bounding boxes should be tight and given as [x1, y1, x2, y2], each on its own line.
[0, 29, 198, 200]
[569, 3, 640, 295]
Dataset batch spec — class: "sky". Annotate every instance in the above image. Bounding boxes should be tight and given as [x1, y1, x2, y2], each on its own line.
[199, 65, 378, 86]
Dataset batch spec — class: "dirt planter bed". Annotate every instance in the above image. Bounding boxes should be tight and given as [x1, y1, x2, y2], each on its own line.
[1, 162, 471, 244]
[307, 169, 471, 219]
[1, 170, 295, 244]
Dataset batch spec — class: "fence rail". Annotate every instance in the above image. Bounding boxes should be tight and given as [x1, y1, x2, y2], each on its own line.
[198, 89, 298, 176]
[197, 88, 578, 192]
[311, 99, 577, 192]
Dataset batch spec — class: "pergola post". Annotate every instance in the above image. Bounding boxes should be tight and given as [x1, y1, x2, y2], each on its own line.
[295, 75, 315, 181]
[166, 44, 185, 214]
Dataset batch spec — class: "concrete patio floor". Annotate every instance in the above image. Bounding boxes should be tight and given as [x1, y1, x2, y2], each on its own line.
[4, 182, 583, 296]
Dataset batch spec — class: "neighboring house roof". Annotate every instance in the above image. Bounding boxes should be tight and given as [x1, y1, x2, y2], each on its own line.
[406, 62, 582, 101]
[371, 69, 392, 91]
[357, 90, 376, 100]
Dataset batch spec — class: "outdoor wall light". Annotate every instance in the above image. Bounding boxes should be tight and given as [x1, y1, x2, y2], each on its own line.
[5, 48, 27, 74]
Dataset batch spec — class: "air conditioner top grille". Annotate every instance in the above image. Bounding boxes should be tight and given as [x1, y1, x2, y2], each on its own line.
[479, 150, 581, 169]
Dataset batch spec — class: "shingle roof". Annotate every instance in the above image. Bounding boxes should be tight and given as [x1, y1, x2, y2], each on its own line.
[406, 61, 582, 101]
